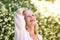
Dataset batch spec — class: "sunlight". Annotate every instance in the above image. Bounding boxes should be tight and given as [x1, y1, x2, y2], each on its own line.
[31, 0, 60, 17]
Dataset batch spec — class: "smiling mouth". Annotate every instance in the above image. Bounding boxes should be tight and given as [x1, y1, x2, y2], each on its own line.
[30, 20, 35, 22]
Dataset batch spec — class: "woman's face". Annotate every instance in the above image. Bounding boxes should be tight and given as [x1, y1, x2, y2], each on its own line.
[24, 10, 36, 26]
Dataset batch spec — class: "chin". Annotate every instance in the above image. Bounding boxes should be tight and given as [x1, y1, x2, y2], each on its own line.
[30, 22, 36, 25]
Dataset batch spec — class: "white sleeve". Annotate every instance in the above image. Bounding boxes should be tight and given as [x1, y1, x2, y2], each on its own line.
[14, 12, 26, 40]
[14, 12, 26, 30]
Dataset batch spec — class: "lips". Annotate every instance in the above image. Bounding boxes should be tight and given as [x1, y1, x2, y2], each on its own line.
[30, 20, 35, 22]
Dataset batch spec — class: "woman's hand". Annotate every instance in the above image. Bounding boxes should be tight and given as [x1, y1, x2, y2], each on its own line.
[16, 8, 27, 15]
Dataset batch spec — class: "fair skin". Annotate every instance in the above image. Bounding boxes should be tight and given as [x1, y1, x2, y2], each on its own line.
[16, 8, 38, 40]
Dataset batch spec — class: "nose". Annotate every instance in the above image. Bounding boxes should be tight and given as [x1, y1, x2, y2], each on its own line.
[30, 15, 35, 20]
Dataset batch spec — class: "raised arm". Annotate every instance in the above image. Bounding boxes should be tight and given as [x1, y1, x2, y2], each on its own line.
[14, 12, 26, 30]
[14, 8, 27, 40]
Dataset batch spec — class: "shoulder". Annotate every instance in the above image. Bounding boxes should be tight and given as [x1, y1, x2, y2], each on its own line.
[37, 34, 42, 40]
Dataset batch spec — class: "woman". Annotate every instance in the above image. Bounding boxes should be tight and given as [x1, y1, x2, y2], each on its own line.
[14, 8, 42, 40]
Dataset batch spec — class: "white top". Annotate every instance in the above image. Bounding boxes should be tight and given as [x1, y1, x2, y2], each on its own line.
[14, 13, 42, 40]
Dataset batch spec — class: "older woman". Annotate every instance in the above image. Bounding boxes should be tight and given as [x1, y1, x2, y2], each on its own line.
[14, 8, 42, 40]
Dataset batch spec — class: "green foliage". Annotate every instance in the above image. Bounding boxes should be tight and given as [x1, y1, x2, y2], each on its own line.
[36, 13, 60, 40]
[0, 0, 60, 40]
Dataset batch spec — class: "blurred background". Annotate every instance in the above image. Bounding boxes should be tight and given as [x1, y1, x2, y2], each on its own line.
[0, 0, 60, 40]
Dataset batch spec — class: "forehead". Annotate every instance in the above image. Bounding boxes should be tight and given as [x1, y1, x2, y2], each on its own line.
[24, 10, 34, 15]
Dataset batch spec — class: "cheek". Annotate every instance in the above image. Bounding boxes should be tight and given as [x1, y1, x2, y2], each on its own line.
[25, 17, 31, 24]
[27, 18, 30, 22]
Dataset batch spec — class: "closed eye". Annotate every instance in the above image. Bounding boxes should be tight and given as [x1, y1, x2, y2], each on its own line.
[32, 14, 35, 16]
[27, 16, 31, 17]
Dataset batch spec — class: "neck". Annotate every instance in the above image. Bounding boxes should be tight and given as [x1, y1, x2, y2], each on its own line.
[26, 25, 35, 35]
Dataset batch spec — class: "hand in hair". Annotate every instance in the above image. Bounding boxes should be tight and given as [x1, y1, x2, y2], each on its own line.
[16, 8, 27, 15]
